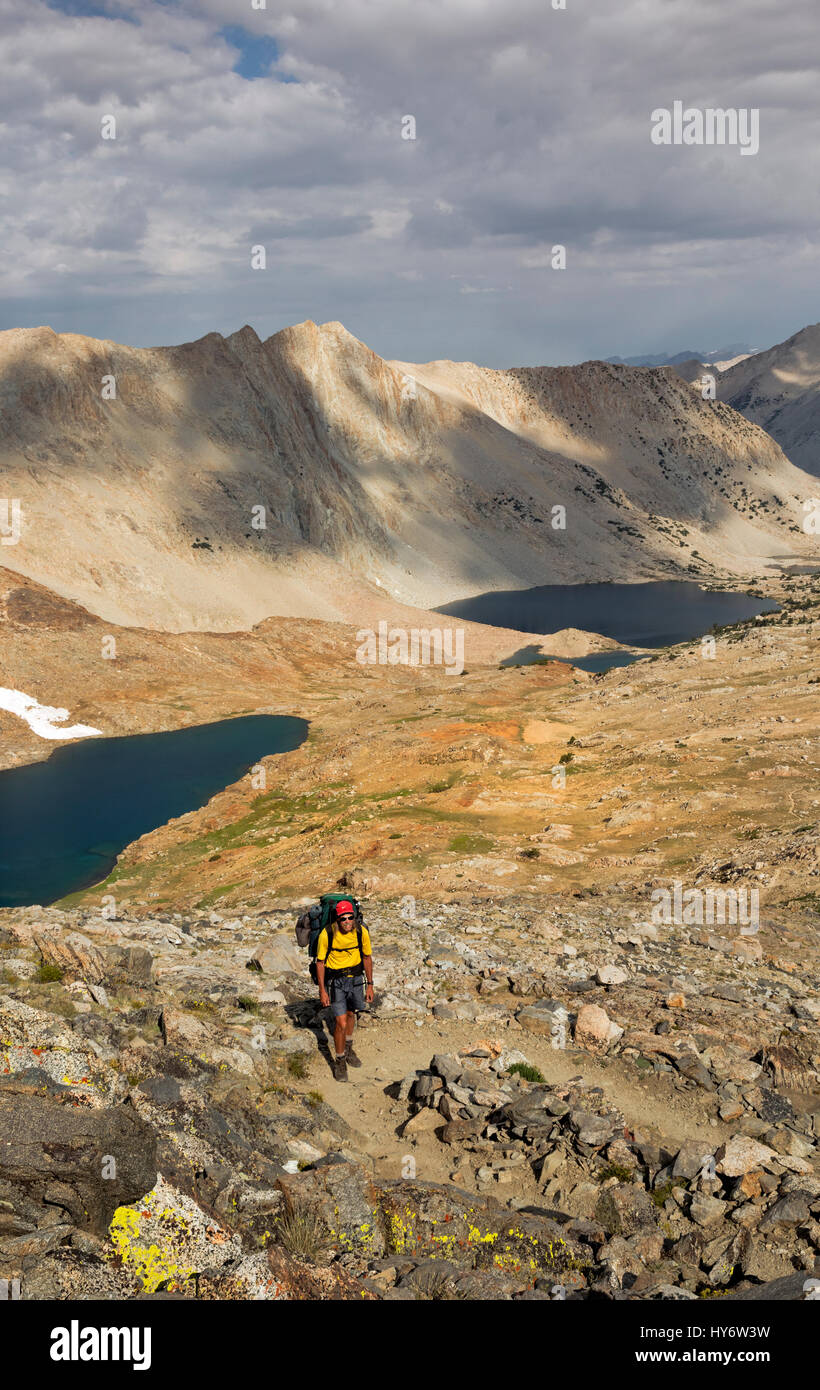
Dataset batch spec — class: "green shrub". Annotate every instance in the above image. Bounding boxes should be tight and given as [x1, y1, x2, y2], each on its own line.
[598, 1162, 634, 1183]
[507, 1062, 545, 1083]
[36, 962, 64, 983]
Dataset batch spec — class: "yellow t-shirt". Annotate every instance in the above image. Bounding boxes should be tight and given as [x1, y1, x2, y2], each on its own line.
[317, 924, 372, 972]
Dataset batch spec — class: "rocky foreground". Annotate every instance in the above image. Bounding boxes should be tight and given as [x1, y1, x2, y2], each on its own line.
[1, 893, 818, 1300]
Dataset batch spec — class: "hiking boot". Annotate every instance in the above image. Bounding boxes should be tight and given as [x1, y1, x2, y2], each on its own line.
[333, 1055, 348, 1083]
[345, 1043, 362, 1068]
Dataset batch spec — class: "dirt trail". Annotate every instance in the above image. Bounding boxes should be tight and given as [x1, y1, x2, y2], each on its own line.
[314, 1013, 732, 1190]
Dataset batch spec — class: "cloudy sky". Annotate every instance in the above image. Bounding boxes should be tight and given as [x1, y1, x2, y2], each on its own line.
[1, 0, 819, 364]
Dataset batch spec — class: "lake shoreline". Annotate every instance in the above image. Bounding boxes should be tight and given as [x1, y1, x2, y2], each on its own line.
[0, 714, 309, 909]
[440, 579, 779, 673]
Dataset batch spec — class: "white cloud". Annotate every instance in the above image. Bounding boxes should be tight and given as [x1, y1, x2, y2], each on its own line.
[368, 208, 412, 239]
[1, 0, 819, 363]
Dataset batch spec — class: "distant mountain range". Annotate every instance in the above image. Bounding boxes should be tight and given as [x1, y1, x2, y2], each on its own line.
[606, 344, 755, 369]
[0, 320, 815, 631]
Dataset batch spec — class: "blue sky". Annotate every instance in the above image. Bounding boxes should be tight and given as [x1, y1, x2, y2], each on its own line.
[216, 26, 287, 81]
[46, 1, 137, 17]
[4, 0, 820, 365]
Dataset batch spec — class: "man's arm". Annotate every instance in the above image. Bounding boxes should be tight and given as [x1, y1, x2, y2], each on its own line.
[362, 953, 373, 1002]
[316, 942, 329, 1006]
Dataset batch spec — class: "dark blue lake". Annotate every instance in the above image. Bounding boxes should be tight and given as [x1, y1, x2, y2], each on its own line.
[436, 581, 778, 672]
[499, 645, 650, 674]
[0, 714, 308, 908]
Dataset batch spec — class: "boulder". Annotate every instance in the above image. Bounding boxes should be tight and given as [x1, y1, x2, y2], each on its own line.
[729, 1170, 764, 1201]
[14, 1247, 144, 1300]
[575, 1004, 624, 1052]
[471, 1087, 508, 1110]
[516, 1006, 558, 1038]
[672, 1141, 714, 1181]
[400, 1108, 442, 1138]
[438, 1118, 485, 1144]
[32, 930, 153, 987]
[595, 1183, 658, 1237]
[32, 929, 106, 983]
[673, 1051, 715, 1090]
[103, 943, 154, 986]
[491, 1048, 530, 1074]
[499, 1088, 555, 1136]
[0, 1080, 157, 1235]
[599, 1231, 663, 1285]
[515, 998, 569, 1038]
[716, 1136, 777, 1177]
[597, 965, 629, 986]
[727, 1268, 820, 1300]
[249, 933, 304, 976]
[425, 945, 462, 966]
[267, 1033, 317, 1060]
[431, 1054, 462, 1083]
[276, 1159, 385, 1256]
[759, 1192, 812, 1233]
[413, 1074, 443, 1100]
[606, 1138, 639, 1172]
[160, 1007, 213, 1049]
[569, 1110, 616, 1148]
[740, 1243, 796, 1284]
[689, 1193, 727, 1227]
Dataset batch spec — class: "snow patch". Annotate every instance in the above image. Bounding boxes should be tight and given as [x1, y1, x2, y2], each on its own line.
[0, 688, 102, 740]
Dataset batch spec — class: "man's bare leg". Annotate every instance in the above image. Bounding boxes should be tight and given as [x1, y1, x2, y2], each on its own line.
[334, 1011, 352, 1058]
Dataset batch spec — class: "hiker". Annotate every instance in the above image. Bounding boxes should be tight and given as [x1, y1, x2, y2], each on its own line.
[315, 900, 374, 1082]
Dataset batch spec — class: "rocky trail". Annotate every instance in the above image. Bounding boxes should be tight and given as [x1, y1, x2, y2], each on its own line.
[1, 571, 819, 1301]
[1, 887, 818, 1301]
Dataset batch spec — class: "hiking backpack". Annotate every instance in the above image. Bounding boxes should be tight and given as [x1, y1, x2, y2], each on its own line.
[295, 893, 364, 984]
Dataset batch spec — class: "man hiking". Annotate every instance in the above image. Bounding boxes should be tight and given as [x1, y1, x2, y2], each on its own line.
[315, 900, 374, 1082]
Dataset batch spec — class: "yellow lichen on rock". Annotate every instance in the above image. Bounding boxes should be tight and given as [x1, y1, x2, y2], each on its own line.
[109, 1201, 197, 1295]
[108, 1175, 243, 1294]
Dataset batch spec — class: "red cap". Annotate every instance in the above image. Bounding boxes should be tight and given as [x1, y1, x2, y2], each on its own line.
[335, 900, 355, 918]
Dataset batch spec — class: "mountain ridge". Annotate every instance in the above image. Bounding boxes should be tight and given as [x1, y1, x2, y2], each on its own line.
[715, 322, 820, 478]
[0, 318, 815, 631]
